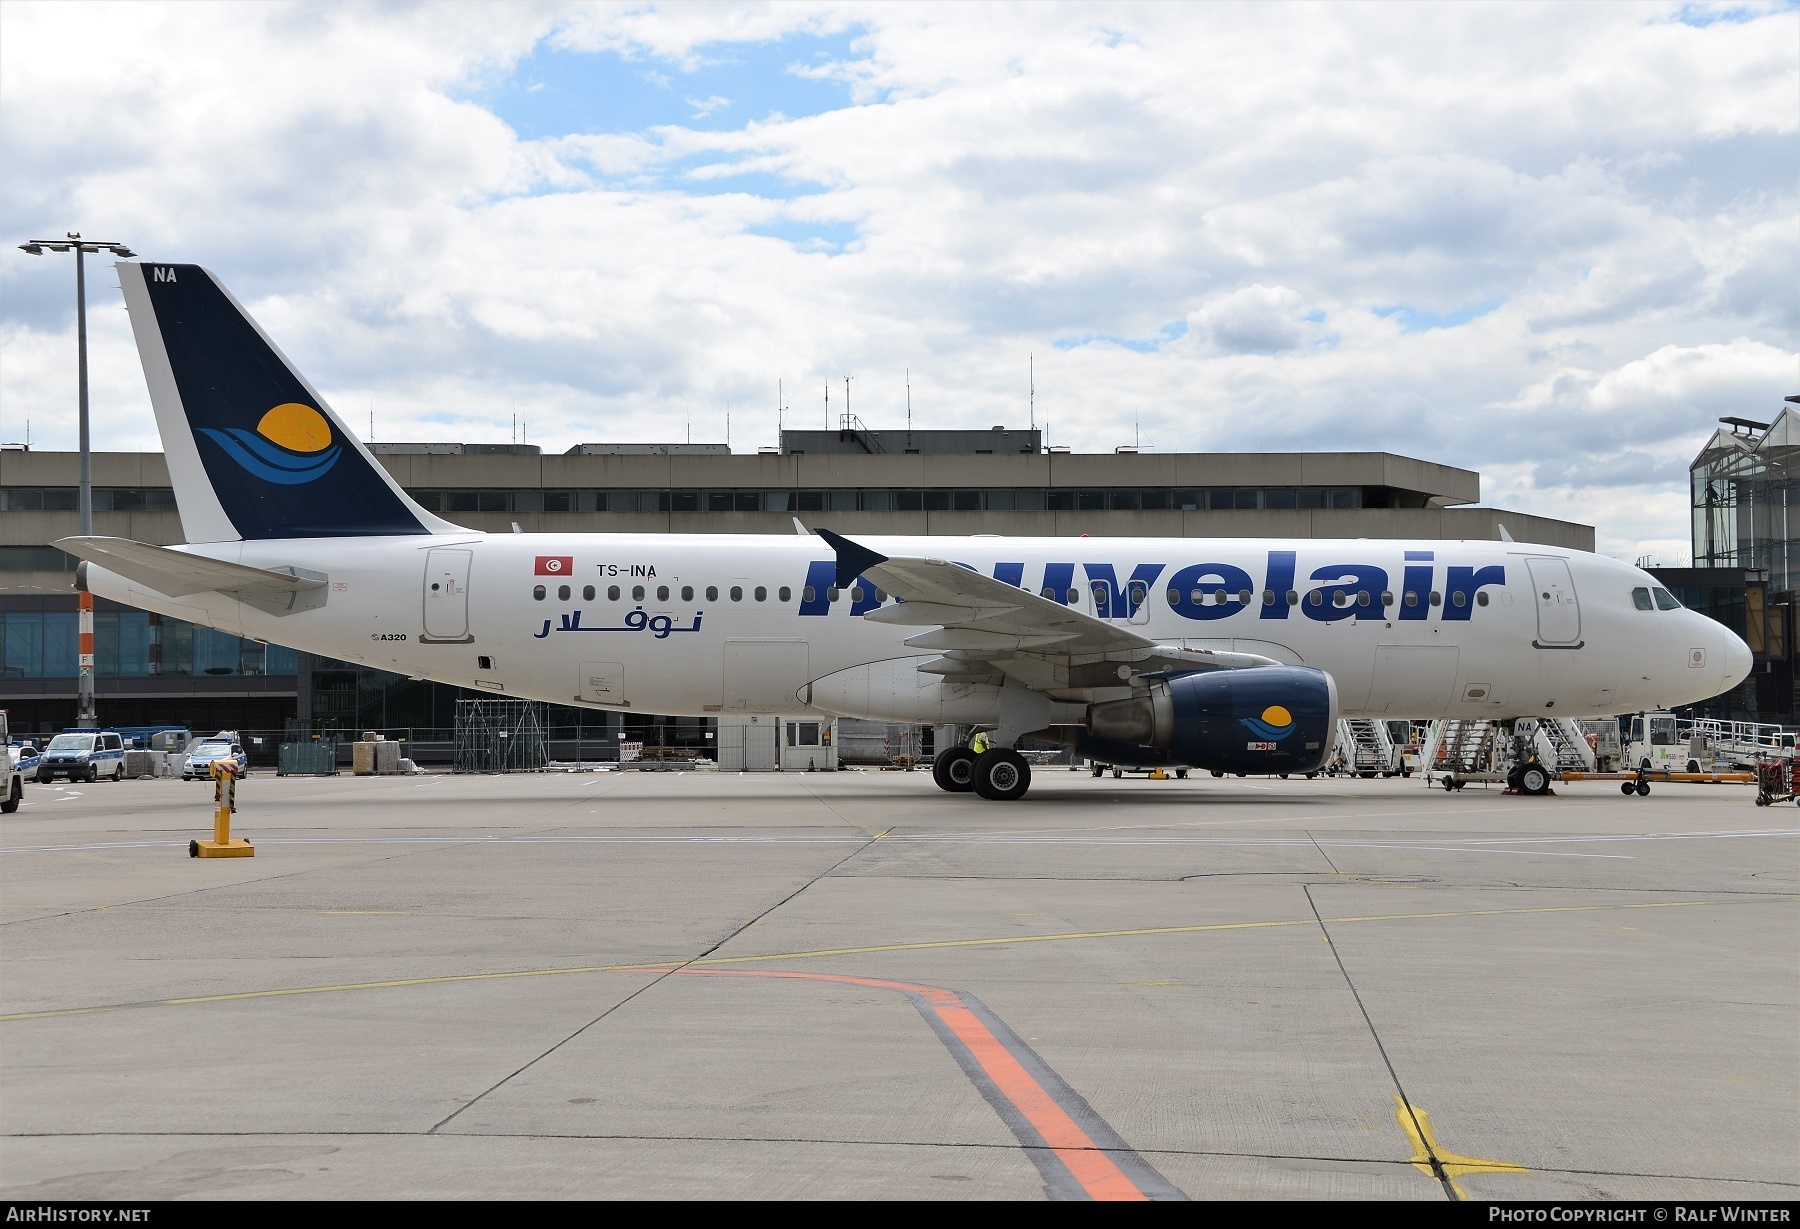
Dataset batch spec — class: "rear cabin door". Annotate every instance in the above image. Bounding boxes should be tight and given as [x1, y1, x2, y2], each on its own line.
[422, 548, 473, 642]
[1527, 557, 1581, 647]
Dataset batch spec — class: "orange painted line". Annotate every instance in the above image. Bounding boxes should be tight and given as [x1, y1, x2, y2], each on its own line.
[668, 967, 1151, 1201]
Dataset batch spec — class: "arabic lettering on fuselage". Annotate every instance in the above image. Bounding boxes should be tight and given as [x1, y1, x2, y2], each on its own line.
[796, 550, 1506, 622]
[533, 607, 705, 639]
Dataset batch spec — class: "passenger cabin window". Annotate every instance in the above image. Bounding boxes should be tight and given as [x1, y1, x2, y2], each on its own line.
[583, 585, 595, 601]
[632, 585, 645, 601]
[754, 586, 767, 602]
[1653, 588, 1681, 611]
[778, 586, 792, 602]
[608, 585, 620, 601]
[1632, 587, 1654, 611]
[706, 586, 718, 601]
[533, 585, 546, 601]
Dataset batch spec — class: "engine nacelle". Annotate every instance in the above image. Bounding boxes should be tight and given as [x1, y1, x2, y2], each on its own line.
[1084, 665, 1338, 775]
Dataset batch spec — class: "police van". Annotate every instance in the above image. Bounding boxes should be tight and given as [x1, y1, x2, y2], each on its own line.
[37, 729, 127, 783]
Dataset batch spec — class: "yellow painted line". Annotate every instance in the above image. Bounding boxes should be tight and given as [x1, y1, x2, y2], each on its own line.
[1, 896, 1789, 1024]
[1395, 1095, 1529, 1199]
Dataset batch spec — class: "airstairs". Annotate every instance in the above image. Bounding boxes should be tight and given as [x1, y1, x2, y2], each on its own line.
[1538, 718, 1598, 773]
[1337, 719, 1398, 776]
[1422, 718, 1496, 777]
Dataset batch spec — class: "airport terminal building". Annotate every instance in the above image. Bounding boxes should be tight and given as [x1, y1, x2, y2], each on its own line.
[0, 426, 1610, 744]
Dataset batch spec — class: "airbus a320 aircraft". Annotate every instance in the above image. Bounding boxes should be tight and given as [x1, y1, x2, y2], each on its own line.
[63, 262, 1751, 801]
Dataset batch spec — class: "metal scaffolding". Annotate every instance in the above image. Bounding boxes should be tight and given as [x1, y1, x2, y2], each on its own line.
[453, 698, 549, 773]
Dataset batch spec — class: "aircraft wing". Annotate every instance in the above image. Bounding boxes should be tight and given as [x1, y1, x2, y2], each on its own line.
[57, 536, 326, 614]
[816, 529, 1277, 692]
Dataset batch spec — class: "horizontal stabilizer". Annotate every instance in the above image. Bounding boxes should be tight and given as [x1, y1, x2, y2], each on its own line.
[59, 536, 326, 614]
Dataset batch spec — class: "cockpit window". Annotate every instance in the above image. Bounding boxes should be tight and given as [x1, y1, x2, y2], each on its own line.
[1652, 588, 1681, 611]
[1631, 587, 1653, 611]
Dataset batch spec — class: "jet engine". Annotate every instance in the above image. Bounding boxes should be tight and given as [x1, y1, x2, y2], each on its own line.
[1081, 665, 1338, 775]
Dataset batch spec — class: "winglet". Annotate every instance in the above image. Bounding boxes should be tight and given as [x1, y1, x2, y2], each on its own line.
[1497, 523, 1515, 542]
[816, 527, 889, 589]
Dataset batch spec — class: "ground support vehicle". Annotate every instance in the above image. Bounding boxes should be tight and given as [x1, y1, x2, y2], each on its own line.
[1753, 758, 1799, 806]
[1, 712, 22, 813]
[1560, 766, 1755, 796]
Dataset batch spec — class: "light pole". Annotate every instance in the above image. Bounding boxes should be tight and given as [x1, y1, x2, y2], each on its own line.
[20, 233, 136, 729]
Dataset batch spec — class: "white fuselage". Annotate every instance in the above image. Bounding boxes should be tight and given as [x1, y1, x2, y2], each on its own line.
[86, 532, 1751, 725]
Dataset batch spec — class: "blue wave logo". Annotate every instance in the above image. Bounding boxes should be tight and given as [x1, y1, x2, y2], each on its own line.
[198, 403, 339, 485]
[1239, 704, 1296, 741]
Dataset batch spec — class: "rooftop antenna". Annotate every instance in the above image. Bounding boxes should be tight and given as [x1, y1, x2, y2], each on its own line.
[1135, 414, 1139, 450]
[824, 381, 829, 429]
[369, 407, 375, 442]
[906, 368, 912, 445]
[1029, 353, 1035, 430]
[778, 379, 784, 436]
[845, 374, 853, 427]
[726, 410, 731, 450]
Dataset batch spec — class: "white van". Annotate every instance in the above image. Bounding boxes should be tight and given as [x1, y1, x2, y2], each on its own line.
[37, 730, 127, 783]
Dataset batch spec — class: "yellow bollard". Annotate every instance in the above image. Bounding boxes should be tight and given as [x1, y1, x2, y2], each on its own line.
[190, 760, 253, 858]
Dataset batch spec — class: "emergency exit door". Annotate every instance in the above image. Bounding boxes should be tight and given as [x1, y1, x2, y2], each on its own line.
[422, 548, 473, 642]
[1527, 557, 1581, 647]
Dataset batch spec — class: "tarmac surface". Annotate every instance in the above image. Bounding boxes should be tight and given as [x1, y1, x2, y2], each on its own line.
[0, 765, 1794, 1201]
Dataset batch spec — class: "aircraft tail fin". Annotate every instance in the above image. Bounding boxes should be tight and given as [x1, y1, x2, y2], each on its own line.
[115, 261, 458, 542]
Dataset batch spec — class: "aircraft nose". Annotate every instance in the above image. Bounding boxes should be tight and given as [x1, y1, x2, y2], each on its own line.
[1720, 627, 1753, 691]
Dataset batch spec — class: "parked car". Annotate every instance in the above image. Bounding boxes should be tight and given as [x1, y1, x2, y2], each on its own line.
[37, 730, 127, 783]
[183, 735, 249, 781]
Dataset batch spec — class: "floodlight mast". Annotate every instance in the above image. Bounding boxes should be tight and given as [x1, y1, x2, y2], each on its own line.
[18, 232, 136, 728]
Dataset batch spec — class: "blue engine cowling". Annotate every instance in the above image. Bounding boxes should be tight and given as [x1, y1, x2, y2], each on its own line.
[1082, 666, 1339, 775]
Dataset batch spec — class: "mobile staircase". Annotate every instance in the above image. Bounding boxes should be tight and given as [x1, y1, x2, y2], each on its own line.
[1538, 718, 1598, 774]
[1422, 718, 1497, 784]
[1337, 719, 1399, 777]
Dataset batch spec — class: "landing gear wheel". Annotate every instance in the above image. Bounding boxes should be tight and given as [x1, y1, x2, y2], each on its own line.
[1622, 781, 1637, 796]
[1091, 764, 1104, 778]
[1175, 768, 1188, 779]
[932, 747, 977, 793]
[1112, 768, 1123, 779]
[973, 749, 1031, 801]
[1635, 781, 1651, 796]
[1518, 764, 1551, 796]
[1, 778, 20, 813]
[1211, 770, 1224, 779]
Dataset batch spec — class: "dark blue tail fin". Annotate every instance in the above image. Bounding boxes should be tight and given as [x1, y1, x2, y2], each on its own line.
[117, 262, 453, 542]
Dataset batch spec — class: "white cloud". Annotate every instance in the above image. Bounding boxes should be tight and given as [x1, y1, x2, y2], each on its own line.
[0, 0, 1795, 566]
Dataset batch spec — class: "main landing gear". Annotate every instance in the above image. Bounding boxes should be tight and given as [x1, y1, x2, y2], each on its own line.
[932, 746, 1032, 801]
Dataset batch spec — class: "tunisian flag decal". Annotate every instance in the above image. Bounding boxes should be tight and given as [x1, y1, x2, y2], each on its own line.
[535, 556, 573, 576]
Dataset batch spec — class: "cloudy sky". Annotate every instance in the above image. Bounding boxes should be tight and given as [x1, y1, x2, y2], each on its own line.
[2, 1, 1795, 559]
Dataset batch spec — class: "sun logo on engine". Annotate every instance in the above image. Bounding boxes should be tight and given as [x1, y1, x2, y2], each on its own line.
[1239, 704, 1295, 740]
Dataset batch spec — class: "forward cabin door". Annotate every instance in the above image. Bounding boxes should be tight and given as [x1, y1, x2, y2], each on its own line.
[422, 548, 473, 642]
[1527, 557, 1581, 647]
